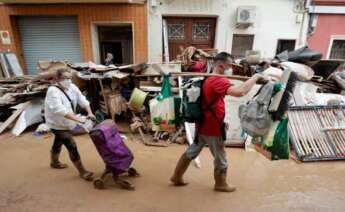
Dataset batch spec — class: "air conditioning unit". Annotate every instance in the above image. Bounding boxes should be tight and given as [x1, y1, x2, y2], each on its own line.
[236, 6, 256, 28]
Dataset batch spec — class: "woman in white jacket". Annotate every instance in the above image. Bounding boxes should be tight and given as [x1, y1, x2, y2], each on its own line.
[45, 68, 94, 181]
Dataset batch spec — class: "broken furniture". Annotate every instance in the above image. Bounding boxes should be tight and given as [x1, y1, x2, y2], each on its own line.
[0, 101, 32, 134]
[310, 60, 345, 93]
[128, 100, 168, 147]
[288, 105, 345, 162]
[135, 63, 182, 93]
[76, 67, 130, 120]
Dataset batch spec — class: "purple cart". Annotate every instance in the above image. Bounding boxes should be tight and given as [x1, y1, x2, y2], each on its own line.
[89, 120, 139, 190]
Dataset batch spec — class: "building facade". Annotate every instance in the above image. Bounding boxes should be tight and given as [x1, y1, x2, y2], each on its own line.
[0, 0, 148, 74]
[148, 0, 310, 62]
[307, 0, 345, 59]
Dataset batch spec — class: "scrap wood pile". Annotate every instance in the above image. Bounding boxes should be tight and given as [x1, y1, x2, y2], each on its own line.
[0, 52, 47, 107]
[0, 58, 150, 137]
[0, 77, 49, 106]
[0, 55, 57, 136]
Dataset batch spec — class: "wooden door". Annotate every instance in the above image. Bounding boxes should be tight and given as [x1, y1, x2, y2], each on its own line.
[164, 17, 216, 61]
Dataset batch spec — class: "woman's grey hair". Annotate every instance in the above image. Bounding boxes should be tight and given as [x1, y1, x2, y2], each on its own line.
[56, 68, 70, 79]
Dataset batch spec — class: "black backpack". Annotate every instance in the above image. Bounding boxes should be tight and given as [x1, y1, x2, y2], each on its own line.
[181, 77, 227, 141]
[181, 77, 205, 123]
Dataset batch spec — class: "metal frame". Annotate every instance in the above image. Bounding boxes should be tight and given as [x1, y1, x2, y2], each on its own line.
[288, 105, 345, 162]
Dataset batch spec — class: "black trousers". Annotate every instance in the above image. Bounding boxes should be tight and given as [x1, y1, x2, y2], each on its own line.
[51, 129, 80, 162]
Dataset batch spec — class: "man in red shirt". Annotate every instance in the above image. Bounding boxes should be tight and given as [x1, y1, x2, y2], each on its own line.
[170, 52, 266, 192]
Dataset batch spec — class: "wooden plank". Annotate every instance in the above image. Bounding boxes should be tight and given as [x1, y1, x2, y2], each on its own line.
[98, 79, 109, 115]
[0, 60, 4, 78]
[139, 86, 179, 93]
[136, 71, 249, 81]
[0, 53, 11, 78]
[321, 126, 345, 132]
[0, 101, 31, 134]
[4, 53, 23, 77]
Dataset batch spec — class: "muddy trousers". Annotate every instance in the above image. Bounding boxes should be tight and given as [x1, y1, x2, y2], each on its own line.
[51, 129, 81, 162]
[186, 134, 228, 170]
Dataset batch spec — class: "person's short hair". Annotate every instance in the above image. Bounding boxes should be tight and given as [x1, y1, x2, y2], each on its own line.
[214, 52, 234, 63]
[56, 68, 70, 79]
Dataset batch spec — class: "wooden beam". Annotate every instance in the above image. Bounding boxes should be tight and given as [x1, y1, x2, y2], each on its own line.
[0, 101, 31, 134]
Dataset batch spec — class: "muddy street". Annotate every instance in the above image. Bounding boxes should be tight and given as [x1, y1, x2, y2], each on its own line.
[1, 132, 345, 212]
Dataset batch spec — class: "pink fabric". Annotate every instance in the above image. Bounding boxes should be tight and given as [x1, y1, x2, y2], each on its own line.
[189, 60, 207, 72]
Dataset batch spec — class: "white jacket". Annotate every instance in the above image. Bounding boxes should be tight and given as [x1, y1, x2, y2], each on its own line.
[44, 84, 90, 130]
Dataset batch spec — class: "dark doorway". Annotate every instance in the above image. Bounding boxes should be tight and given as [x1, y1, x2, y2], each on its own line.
[231, 34, 254, 59]
[98, 25, 133, 65]
[276, 39, 296, 55]
[164, 17, 216, 61]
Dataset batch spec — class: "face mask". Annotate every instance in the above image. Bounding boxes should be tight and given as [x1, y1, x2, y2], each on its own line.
[224, 68, 233, 76]
[59, 79, 72, 89]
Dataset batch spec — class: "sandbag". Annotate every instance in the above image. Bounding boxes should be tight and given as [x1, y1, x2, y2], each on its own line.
[281, 61, 314, 81]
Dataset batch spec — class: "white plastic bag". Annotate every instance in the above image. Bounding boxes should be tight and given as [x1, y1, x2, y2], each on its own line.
[149, 97, 175, 132]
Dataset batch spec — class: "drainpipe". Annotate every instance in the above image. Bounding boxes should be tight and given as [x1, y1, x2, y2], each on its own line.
[298, 9, 306, 46]
[147, 0, 152, 63]
[294, 0, 309, 46]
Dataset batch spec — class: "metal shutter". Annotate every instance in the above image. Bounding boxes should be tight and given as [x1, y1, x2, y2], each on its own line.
[18, 16, 81, 74]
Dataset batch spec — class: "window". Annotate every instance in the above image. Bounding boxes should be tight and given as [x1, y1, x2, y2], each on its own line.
[167, 23, 185, 40]
[231, 34, 254, 59]
[192, 23, 210, 41]
[276, 39, 296, 55]
[329, 39, 345, 59]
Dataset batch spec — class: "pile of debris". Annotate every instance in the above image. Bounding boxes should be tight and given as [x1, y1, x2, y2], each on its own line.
[1, 46, 345, 164]
[230, 46, 345, 162]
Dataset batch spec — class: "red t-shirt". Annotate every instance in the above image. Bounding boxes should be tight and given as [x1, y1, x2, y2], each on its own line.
[198, 76, 231, 136]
